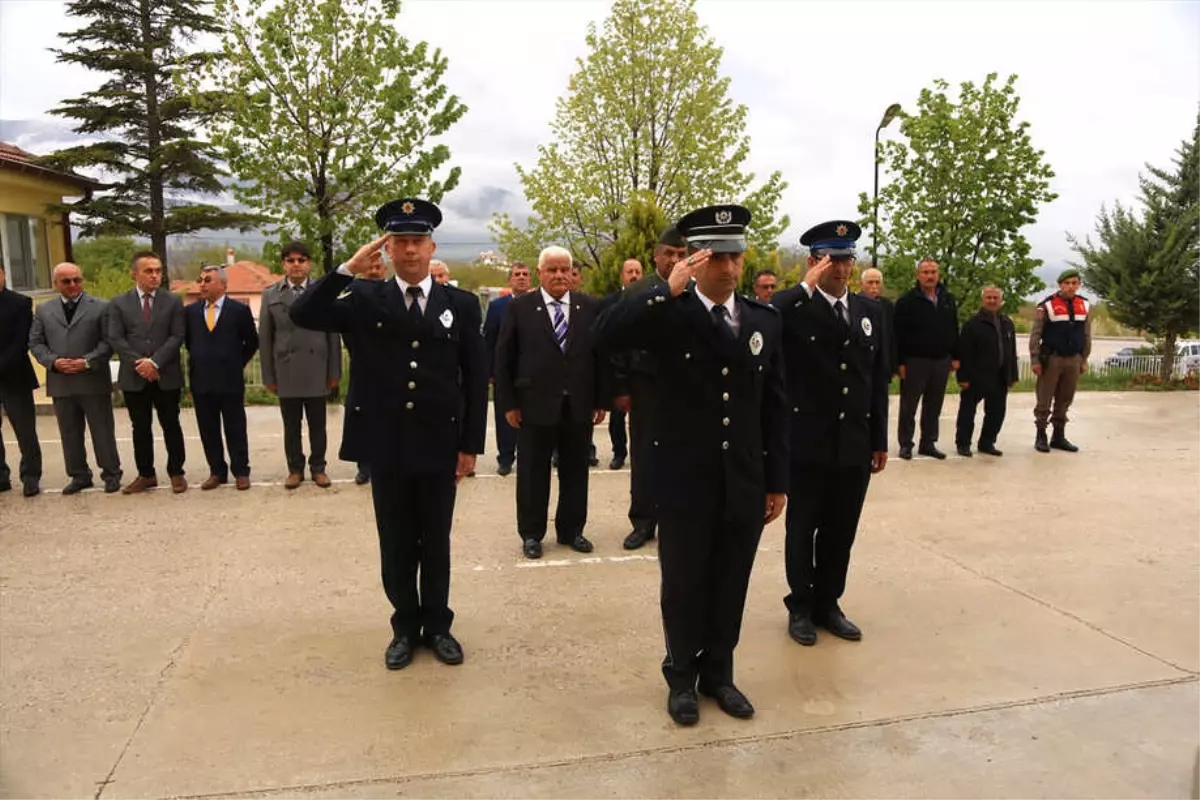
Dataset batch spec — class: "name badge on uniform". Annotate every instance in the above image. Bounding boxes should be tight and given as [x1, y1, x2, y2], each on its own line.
[749, 331, 763, 356]
[861, 317, 873, 337]
[439, 309, 454, 329]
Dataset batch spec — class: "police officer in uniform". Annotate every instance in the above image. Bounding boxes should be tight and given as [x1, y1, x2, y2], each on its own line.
[595, 205, 788, 726]
[291, 199, 488, 671]
[1029, 268, 1092, 453]
[772, 221, 889, 647]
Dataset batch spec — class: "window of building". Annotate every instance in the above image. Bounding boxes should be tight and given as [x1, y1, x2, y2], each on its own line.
[0, 213, 51, 292]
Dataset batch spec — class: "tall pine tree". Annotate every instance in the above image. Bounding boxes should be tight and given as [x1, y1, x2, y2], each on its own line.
[39, 0, 256, 259]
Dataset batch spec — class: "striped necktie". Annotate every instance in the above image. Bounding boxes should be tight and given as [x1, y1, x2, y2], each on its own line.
[551, 300, 568, 352]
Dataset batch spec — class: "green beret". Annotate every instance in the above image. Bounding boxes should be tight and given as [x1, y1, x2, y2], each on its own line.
[658, 225, 686, 248]
[1057, 268, 1080, 283]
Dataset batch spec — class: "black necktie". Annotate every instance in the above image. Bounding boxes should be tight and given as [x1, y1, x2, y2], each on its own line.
[406, 285, 423, 323]
[712, 304, 735, 342]
[64, 299, 78, 324]
[833, 299, 849, 340]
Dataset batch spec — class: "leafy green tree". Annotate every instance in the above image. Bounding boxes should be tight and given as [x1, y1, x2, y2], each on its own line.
[40, 0, 258, 259]
[73, 236, 136, 299]
[492, 0, 788, 270]
[199, 0, 467, 272]
[1071, 115, 1199, 379]
[858, 73, 1057, 320]
[588, 192, 669, 296]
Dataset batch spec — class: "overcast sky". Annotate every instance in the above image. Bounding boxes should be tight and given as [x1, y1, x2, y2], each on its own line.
[2, 0, 1198, 278]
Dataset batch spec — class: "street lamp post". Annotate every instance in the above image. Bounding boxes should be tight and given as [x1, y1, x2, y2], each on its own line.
[872, 103, 903, 270]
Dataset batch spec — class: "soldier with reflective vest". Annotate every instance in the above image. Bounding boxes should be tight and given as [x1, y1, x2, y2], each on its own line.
[1029, 269, 1092, 453]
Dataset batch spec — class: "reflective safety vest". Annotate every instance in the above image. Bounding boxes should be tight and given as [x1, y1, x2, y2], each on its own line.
[1039, 293, 1089, 356]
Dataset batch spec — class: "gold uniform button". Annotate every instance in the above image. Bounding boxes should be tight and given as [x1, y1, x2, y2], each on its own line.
[684, 352, 691, 360]
[722, 417, 730, 426]
[410, 361, 417, 369]
[839, 411, 845, 420]
[405, 401, 414, 410]
[376, 322, 383, 329]
[721, 441, 729, 450]
[840, 363, 847, 371]
[412, 341, 420, 348]
[722, 392, 730, 402]
[842, 387, 849, 395]
[793, 406, 799, 413]
[646, 299, 654, 306]
[721, 367, 729, 376]
[408, 381, 416, 389]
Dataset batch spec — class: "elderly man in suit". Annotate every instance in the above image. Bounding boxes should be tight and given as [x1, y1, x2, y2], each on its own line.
[260, 242, 341, 489]
[184, 265, 259, 491]
[29, 263, 123, 494]
[495, 246, 610, 560]
[0, 260, 43, 496]
[108, 250, 188, 494]
[954, 286, 1018, 457]
[482, 262, 532, 476]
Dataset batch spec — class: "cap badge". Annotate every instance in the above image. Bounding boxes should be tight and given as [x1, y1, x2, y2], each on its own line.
[715, 209, 732, 225]
[835, 224, 849, 237]
[401, 202, 415, 215]
[749, 330, 764, 356]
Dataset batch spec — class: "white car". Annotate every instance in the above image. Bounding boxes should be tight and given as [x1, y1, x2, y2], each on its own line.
[1177, 341, 1200, 374]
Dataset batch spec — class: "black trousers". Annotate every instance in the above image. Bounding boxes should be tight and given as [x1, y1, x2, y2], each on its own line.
[0, 385, 42, 484]
[784, 463, 871, 615]
[516, 402, 592, 543]
[659, 503, 763, 691]
[193, 392, 249, 479]
[124, 384, 185, 478]
[370, 468, 456, 638]
[608, 409, 628, 460]
[53, 394, 121, 482]
[898, 356, 952, 448]
[280, 396, 327, 474]
[627, 382, 657, 535]
[955, 378, 1008, 448]
[493, 394, 517, 468]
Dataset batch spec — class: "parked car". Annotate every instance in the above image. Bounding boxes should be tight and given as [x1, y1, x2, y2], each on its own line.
[1177, 341, 1200, 373]
[1104, 347, 1138, 369]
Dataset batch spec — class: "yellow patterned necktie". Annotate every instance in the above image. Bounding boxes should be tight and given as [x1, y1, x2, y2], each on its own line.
[205, 302, 216, 331]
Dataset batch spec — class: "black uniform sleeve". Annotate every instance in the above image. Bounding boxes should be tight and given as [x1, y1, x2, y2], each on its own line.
[592, 282, 672, 354]
[869, 304, 889, 452]
[0, 295, 33, 374]
[493, 297, 520, 415]
[761, 309, 790, 494]
[289, 271, 357, 333]
[456, 292, 488, 455]
[771, 283, 811, 311]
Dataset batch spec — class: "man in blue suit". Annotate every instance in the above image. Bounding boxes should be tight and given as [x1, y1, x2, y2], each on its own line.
[482, 263, 531, 476]
[184, 265, 259, 491]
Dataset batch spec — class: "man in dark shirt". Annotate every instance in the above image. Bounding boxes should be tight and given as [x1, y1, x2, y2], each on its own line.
[954, 286, 1018, 457]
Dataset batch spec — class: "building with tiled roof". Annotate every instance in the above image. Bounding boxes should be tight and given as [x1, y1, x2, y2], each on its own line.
[171, 256, 282, 320]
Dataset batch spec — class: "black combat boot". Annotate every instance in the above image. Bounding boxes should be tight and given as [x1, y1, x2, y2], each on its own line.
[1035, 426, 1050, 453]
[1050, 423, 1079, 452]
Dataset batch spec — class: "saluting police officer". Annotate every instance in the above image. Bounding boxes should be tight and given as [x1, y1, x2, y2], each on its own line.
[771, 221, 889, 647]
[291, 199, 488, 671]
[595, 205, 788, 727]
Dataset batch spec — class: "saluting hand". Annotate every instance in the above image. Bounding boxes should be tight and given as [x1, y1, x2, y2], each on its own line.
[802, 255, 832, 290]
[344, 233, 391, 276]
[668, 249, 711, 297]
[764, 492, 787, 524]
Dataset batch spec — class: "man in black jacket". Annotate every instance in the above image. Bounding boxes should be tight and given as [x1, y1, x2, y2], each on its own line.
[773, 221, 889, 647]
[495, 246, 609, 559]
[859, 267, 897, 376]
[0, 262, 42, 496]
[955, 286, 1018, 457]
[596, 204, 788, 726]
[291, 198, 487, 671]
[183, 265, 259, 491]
[894, 258, 959, 460]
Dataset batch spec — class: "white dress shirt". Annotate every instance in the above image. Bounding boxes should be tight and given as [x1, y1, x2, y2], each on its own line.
[800, 282, 850, 323]
[396, 274, 434, 314]
[693, 287, 740, 335]
[136, 286, 157, 305]
[204, 295, 226, 326]
[541, 287, 571, 324]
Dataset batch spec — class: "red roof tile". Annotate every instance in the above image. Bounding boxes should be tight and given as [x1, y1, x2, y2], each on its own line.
[172, 261, 279, 296]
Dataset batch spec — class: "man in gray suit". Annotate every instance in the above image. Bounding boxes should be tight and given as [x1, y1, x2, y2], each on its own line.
[108, 250, 188, 494]
[29, 263, 123, 494]
[260, 241, 341, 489]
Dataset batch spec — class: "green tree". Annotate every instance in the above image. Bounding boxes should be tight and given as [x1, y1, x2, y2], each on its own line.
[491, 0, 788, 270]
[858, 74, 1057, 320]
[588, 192, 669, 296]
[199, 0, 467, 272]
[1071, 115, 1199, 379]
[73, 236, 136, 299]
[39, 0, 257, 260]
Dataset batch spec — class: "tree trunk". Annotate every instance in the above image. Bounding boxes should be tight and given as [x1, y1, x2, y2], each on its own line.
[139, 0, 167, 260]
[1160, 330, 1178, 381]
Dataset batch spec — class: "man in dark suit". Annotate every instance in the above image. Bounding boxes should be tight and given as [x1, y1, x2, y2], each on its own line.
[29, 263, 122, 494]
[772, 221, 889, 647]
[259, 241, 341, 489]
[339, 256, 388, 485]
[613, 227, 689, 550]
[955, 286, 1018, 457]
[859, 267, 898, 377]
[495, 246, 609, 560]
[596, 205, 788, 726]
[597, 258, 643, 471]
[0, 261, 42, 496]
[291, 198, 487, 671]
[482, 262, 532, 476]
[183, 265, 258, 491]
[108, 251, 188, 494]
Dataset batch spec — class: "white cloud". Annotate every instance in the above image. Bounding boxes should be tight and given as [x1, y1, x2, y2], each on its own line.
[2, 0, 1197, 270]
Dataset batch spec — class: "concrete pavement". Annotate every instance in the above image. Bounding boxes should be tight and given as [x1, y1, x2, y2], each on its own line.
[1, 392, 1197, 798]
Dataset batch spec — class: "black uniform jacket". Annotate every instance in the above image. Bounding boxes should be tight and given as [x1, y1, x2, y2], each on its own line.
[291, 271, 487, 475]
[772, 284, 889, 468]
[595, 281, 789, 525]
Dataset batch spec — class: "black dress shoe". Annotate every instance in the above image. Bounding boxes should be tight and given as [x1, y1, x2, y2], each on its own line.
[23, 481, 40, 497]
[788, 612, 818, 646]
[62, 478, 94, 495]
[698, 682, 755, 719]
[623, 527, 654, 550]
[815, 606, 862, 641]
[956, 444, 973, 457]
[466, 471, 476, 478]
[588, 457, 600, 467]
[385, 636, 414, 670]
[497, 463, 513, 477]
[565, 535, 594, 554]
[523, 538, 543, 559]
[918, 444, 947, 460]
[0, 480, 10, 492]
[424, 633, 464, 665]
[103, 477, 122, 493]
[609, 456, 625, 470]
[898, 446, 913, 460]
[354, 470, 371, 485]
[978, 443, 1003, 457]
[667, 688, 699, 726]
